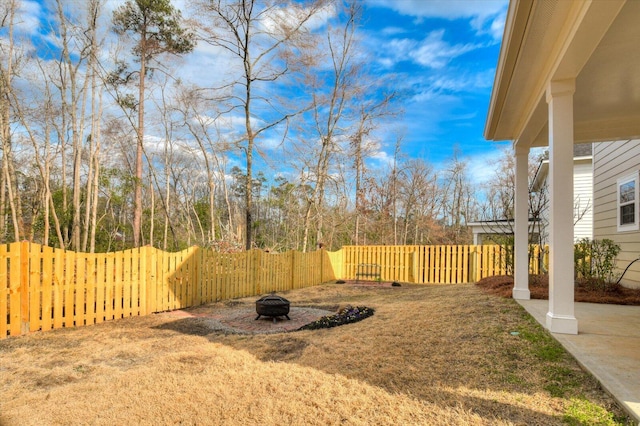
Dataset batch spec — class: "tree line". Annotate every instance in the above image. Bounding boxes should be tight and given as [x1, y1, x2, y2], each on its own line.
[0, 0, 519, 253]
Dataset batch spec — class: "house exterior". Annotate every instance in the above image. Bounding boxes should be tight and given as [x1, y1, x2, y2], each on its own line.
[484, 0, 640, 335]
[468, 219, 540, 245]
[532, 143, 593, 243]
[593, 139, 640, 289]
[470, 143, 592, 247]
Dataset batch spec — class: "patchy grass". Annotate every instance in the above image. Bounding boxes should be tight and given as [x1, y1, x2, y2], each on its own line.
[564, 397, 629, 426]
[0, 283, 632, 425]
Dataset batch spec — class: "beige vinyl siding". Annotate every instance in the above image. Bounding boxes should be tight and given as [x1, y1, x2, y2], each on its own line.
[536, 155, 593, 244]
[573, 158, 593, 241]
[593, 140, 640, 289]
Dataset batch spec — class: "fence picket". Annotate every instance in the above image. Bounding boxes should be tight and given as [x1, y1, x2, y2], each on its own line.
[0, 245, 7, 338]
[28, 243, 41, 332]
[75, 250, 86, 326]
[1, 243, 549, 340]
[40, 245, 53, 331]
[86, 253, 96, 326]
[114, 251, 124, 319]
[95, 252, 106, 324]
[9, 243, 20, 336]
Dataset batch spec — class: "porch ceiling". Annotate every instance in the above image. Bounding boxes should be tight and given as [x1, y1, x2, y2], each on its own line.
[485, 0, 640, 147]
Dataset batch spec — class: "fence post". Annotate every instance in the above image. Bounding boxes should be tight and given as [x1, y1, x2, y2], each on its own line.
[20, 241, 29, 334]
[254, 249, 262, 295]
[469, 246, 478, 283]
[140, 246, 150, 315]
[290, 250, 296, 289]
[320, 249, 324, 284]
[411, 251, 417, 284]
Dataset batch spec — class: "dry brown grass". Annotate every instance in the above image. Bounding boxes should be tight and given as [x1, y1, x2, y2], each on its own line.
[0, 283, 630, 425]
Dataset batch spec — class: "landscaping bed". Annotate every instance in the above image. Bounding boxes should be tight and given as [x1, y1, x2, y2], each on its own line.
[298, 305, 374, 331]
[476, 274, 640, 305]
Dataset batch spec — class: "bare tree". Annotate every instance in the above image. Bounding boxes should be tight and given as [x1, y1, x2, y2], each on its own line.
[0, 0, 21, 242]
[398, 158, 440, 244]
[349, 98, 396, 245]
[440, 150, 476, 244]
[197, 0, 326, 250]
[298, 0, 360, 251]
[12, 60, 65, 247]
[478, 149, 549, 245]
[172, 84, 236, 246]
[54, 0, 89, 250]
[82, 0, 106, 253]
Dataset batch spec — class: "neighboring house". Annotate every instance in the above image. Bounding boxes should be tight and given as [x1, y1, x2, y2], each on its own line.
[531, 142, 593, 243]
[468, 219, 540, 245]
[593, 139, 640, 289]
[484, 0, 640, 335]
[470, 143, 592, 246]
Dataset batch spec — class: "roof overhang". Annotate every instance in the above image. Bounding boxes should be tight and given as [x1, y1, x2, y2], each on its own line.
[485, 0, 640, 148]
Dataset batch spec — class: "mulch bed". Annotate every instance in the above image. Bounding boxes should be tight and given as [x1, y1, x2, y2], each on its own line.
[476, 274, 640, 305]
[298, 306, 374, 330]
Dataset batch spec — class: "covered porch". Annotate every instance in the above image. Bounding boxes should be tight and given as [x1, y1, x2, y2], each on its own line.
[485, 0, 640, 334]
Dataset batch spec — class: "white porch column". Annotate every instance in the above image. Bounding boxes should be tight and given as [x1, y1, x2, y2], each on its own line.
[545, 79, 578, 334]
[513, 145, 530, 300]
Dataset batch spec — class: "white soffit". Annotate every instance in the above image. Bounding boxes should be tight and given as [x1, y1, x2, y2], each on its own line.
[485, 0, 640, 146]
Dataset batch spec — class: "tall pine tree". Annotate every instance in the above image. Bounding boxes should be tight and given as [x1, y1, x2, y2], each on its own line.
[112, 0, 195, 247]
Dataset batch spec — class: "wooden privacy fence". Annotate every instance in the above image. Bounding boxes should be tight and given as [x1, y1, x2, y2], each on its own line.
[337, 244, 548, 284]
[1, 242, 548, 340]
[1, 242, 335, 340]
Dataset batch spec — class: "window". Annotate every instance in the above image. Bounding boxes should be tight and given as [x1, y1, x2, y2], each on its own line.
[617, 172, 639, 232]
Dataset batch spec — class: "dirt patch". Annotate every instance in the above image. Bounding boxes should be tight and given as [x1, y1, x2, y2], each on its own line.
[259, 336, 310, 362]
[156, 305, 335, 335]
[476, 275, 640, 305]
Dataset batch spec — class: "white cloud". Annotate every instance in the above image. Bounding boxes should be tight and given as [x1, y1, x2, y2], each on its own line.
[15, 0, 42, 35]
[368, 0, 505, 19]
[256, 135, 283, 151]
[487, 8, 508, 40]
[260, 1, 336, 35]
[465, 144, 511, 184]
[371, 149, 394, 168]
[381, 29, 482, 69]
[381, 26, 407, 36]
[428, 68, 496, 93]
[366, 0, 508, 40]
[410, 30, 479, 68]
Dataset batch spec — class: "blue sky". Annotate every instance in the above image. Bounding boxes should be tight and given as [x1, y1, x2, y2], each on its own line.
[12, 0, 511, 184]
[358, 0, 510, 178]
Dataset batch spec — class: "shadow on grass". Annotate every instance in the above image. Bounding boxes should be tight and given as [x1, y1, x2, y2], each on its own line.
[149, 284, 629, 425]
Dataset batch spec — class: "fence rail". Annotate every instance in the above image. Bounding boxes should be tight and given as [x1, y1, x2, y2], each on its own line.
[338, 244, 547, 283]
[2, 242, 547, 340]
[1, 242, 335, 340]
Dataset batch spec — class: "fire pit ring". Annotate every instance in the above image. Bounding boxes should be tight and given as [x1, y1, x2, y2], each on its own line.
[255, 294, 291, 323]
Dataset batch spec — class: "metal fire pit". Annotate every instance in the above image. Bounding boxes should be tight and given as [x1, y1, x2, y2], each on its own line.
[255, 294, 290, 323]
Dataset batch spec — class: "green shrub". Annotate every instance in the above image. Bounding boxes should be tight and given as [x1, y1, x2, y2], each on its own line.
[574, 238, 620, 290]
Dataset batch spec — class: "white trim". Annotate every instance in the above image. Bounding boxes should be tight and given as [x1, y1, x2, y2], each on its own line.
[617, 172, 639, 232]
[514, 147, 530, 300]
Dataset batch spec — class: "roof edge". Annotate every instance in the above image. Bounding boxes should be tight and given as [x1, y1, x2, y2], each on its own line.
[484, 0, 534, 142]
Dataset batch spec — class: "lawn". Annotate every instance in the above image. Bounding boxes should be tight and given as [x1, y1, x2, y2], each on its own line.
[0, 283, 631, 425]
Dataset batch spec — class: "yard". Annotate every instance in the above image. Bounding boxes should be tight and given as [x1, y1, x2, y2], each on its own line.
[0, 282, 631, 425]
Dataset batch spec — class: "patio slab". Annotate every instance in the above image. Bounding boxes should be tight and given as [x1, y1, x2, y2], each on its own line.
[517, 299, 640, 424]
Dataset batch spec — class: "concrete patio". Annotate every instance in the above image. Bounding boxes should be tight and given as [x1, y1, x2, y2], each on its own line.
[518, 299, 640, 423]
